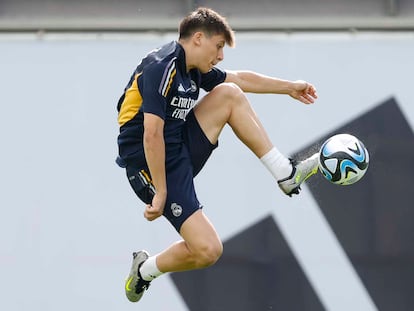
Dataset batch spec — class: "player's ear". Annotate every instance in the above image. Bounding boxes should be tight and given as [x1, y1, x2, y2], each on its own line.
[192, 31, 204, 46]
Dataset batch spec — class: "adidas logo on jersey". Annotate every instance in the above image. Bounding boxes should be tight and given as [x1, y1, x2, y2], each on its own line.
[178, 83, 186, 92]
[178, 80, 197, 93]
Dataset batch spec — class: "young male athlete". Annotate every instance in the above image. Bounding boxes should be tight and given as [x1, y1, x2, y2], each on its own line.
[116, 7, 319, 302]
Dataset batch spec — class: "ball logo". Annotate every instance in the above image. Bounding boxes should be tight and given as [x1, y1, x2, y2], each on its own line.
[171, 203, 182, 217]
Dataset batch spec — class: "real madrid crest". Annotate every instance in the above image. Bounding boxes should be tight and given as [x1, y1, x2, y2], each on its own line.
[171, 202, 182, 217]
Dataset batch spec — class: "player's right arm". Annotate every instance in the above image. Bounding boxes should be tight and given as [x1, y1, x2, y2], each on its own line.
[143, 112, 167, 221]
[139, 54, 176, 220]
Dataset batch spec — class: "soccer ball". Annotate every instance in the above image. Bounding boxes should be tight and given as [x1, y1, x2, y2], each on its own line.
[318, 134, 369, 185]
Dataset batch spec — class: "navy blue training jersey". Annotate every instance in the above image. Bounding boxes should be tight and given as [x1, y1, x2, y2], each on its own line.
[117, 41, 226, 166]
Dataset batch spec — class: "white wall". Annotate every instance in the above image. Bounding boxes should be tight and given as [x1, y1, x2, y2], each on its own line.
[1, 31, 413, 311]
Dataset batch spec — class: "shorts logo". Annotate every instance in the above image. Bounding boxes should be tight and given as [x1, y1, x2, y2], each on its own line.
[171, 203, 182, 217]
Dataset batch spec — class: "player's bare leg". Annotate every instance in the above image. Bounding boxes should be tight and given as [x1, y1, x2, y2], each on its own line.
[194, 82, 318, 196]
[125, 211, 222, 303]
[194, 82, 274, 158]
[155, 210, 223, 272]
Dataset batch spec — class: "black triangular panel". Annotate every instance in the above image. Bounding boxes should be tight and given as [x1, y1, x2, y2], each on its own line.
[171, 215, 325, 311]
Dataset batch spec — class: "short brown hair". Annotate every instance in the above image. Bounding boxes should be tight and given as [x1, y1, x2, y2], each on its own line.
[179, 7, 235, 47]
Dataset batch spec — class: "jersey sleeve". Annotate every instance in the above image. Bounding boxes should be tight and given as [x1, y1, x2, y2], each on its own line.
[140, 60, 176, 119]
[200, 67, 227, 92]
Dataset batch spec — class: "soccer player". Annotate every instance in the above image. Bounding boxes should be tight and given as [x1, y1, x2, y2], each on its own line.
[116, 7, 319, 302]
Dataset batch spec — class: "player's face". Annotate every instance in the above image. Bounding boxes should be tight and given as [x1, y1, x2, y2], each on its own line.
[198, 33, 225, 73]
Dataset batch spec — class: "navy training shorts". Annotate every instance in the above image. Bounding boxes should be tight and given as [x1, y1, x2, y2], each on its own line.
[126, 110, 218, 232]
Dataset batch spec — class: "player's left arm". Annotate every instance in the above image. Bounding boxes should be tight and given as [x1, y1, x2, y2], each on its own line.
[224, 70, 318, 105]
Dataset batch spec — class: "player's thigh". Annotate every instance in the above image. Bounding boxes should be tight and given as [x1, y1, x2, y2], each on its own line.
[193, 82, 243, 144]
[179, 209, 223, 257]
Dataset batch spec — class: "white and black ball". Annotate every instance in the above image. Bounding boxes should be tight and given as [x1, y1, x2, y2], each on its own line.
[319, 134, 369, 185]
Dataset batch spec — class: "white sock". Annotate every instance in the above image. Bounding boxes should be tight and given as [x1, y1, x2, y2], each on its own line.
[139, 256, 163, 281]
[260, 147, 293, 180]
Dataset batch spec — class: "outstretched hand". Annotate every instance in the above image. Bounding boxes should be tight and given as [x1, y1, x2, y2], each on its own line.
[289, 80, 318, 105]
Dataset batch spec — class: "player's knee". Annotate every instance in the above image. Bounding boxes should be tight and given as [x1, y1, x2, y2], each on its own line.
[213, 82, 244, 101]
[194, 241, 223, 268]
